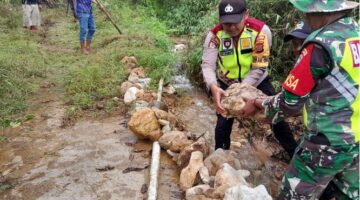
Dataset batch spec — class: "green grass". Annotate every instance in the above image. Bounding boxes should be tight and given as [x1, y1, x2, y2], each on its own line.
[0, 1, 177, 127]
[0, 4, 48, 128]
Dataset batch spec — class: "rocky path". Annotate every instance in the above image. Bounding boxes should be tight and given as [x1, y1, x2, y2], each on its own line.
[0, 15, 185, 200]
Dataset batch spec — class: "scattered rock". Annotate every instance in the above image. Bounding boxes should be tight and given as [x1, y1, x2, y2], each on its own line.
[152, 108, 178, 127]
[137, 91, 156, 103]
[128, 100, 149, 114]
[120, 81, 134, 95]
[166, 149, 179, 158]
[128, 108, 162, 141]
[138, 78, 151, 89]
[128, 73, 140, 83]
[203, 149, 241, 176]
[124, 87, 143, 104]
[130, 67, 146, 78]
[177, 137, 210, 169]
[213, 163, 249, 198]
[121, 56, 138, 72]
[180, 151, 204, 190]
[158, 119, 170, 126]
[173, 44, 187, 52]
[199, 166, 210, 184]
[186, 184, 211, 199]
[161, 124, 172, 134]
[158, 131, 192, 152]
[224, 184, 272, 200]
[163, 84, 176, 94]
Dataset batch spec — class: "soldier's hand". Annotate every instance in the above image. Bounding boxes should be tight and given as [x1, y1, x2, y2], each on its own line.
[241, 98, 259, 117]
[210, 84, 228, 115]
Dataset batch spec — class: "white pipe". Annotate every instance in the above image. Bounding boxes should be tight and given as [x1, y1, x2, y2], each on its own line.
[147, 141, 161, 200]
[157, 78, 164, 102]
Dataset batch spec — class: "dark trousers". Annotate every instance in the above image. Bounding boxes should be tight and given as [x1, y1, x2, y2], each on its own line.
[214, 78, 298, 157]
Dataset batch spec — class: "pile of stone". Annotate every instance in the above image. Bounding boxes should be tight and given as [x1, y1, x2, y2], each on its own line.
[123, 58, 272, 200]
[119, 56, 175, 107]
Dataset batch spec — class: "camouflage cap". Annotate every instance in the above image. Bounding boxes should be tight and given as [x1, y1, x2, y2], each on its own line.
[289, 0, 359, 13]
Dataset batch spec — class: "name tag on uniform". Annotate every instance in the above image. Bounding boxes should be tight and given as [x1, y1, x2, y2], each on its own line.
[220, 38, 234, 56]
[240, 37, 253, 54]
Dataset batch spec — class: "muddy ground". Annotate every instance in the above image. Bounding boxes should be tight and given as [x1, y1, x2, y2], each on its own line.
[0, 81, 297, 200]
[0, 13, 301, 200]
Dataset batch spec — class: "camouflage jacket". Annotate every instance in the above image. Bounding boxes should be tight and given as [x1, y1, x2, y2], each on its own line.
[264, 16, 360, 146]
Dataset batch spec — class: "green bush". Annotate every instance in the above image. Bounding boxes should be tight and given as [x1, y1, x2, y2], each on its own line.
[181, 0, 358, 88]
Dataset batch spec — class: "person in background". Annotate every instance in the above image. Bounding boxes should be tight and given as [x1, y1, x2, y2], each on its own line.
[74, 0, 96, 54]
[23, 0, 41, 31]
[243, 0, 359, 199]
[284, 20, 311, 57]
[201, 0, 297, 157]
[22, 0, 27, 28]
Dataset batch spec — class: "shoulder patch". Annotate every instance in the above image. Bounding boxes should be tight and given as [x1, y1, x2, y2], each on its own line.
[208, 35, 219, 48]
[245, 17, 265, 32]
[282, 44, 315, 96]
[254, 35, 265, 53]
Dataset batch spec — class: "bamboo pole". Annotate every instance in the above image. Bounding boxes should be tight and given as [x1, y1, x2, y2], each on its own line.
[94, 0, 122, 35]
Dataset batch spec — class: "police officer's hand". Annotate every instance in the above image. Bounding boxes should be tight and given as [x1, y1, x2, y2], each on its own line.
[210, 84, 228, 115]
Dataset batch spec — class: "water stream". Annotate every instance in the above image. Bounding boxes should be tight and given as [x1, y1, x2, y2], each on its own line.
[164, 41, 288, 198]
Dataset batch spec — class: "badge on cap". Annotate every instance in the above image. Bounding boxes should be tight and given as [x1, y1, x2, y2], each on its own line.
[295, 21, 305, 30]
[225, 4, 233, 13]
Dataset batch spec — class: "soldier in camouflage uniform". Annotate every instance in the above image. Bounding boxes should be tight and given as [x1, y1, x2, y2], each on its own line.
[242, 0, 360, 199]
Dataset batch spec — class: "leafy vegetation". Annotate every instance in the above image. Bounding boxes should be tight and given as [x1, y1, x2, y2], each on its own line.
[1, 0, 358, 128]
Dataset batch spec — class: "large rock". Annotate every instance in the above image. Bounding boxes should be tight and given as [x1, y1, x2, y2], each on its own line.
[120, 56, 138, 72]
[120, 81, 134, 95]
[203, 149, 241, 176]
[177, 137, 210, 169]
[220, 83, 266, 118]
[158, 131, 192, 152]
[128, 108, 161, 141]
[224, 184, 272, 200]
[212, 163, 249, 198]
[124, 87, 144, 104]
[180, 151, 204, 190]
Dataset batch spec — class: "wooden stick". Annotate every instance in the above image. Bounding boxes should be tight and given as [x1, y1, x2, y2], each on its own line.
[94, 0, 122, 35]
